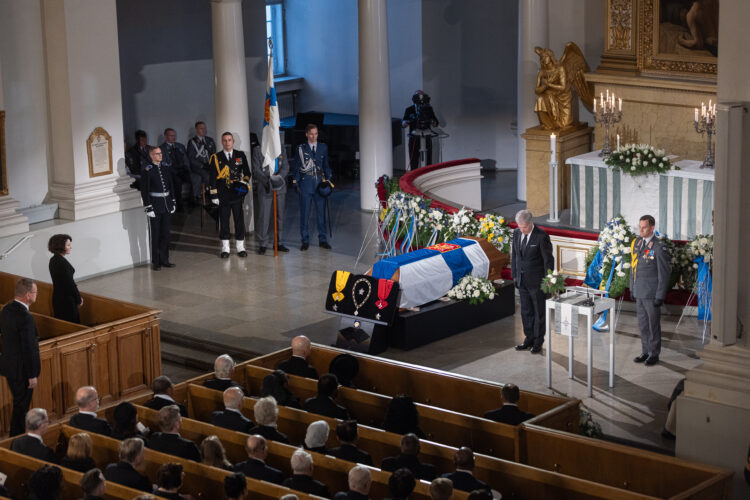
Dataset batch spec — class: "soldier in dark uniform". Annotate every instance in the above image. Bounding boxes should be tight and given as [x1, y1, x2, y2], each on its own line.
[209, 132, 251, 258]
[187, 121, 217, 203]
[125, 130, 151, 190]
[401, 90, 439, 170]
[141, 146, 176, 271]
[160, 128, 197, 210]
[292, 124, 332, 251]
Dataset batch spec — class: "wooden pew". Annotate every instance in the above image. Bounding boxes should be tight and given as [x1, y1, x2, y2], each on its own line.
[248, 344, 581, 433]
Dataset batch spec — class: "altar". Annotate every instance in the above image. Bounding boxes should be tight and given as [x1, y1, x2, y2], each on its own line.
[567, 151, 714, 239]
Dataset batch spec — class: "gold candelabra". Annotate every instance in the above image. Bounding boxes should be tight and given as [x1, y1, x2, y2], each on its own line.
[594, 90, 622, 158]
[694, 100, 716, 169]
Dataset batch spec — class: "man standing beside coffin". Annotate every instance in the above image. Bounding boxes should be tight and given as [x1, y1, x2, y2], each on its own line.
[0, 278, 41, 436]
[187, 121, 217, 202]
[630, 215, 671, 366]
[293, 124, 332, 251]
[252, 142, 290, 255]
[160, 128, 198, 209]
[141, 146, 176, 271]
[512, 210, 554, 354]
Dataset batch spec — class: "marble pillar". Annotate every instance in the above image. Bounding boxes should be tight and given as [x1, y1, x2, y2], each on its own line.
[358, 0, 393, 212]
[517, 0, 549, 202]
[211, 0, 253, 230]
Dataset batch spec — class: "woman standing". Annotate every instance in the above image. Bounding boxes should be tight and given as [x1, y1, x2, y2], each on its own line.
[48, 233, 83, 323]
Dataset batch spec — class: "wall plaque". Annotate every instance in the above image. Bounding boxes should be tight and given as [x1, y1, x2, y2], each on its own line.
[87, 126, 113, 177]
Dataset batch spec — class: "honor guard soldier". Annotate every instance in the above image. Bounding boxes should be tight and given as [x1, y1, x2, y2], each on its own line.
[125, 130, 152, 190]
[141, 146, 176, 270]
[293, 124, 332, 251]
[160, 128, 198, 209]
[251, 142, 290, 255]
[209, 132, 251, 258]
[187, 121, 217, 202]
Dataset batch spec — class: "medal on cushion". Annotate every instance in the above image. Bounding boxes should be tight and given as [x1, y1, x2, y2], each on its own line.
[331, 271, 350, 310]
[351, 278, 372, 316]
[375, 279, 394, 310]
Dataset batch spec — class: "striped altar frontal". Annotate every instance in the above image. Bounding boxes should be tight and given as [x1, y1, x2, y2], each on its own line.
[568, 151, 713, 240]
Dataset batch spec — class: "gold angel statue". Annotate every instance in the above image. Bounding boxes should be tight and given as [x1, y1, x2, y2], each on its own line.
[534, 42, 594, 130]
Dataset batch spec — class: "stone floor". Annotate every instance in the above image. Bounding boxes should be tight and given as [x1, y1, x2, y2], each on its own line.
[79, 169, 709, 454]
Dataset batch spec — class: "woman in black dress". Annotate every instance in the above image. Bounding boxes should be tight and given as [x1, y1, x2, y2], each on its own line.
[48, 233, 83, 323]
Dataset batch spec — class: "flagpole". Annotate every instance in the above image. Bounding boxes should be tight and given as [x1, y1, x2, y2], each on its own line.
[266, 37, 280, 257]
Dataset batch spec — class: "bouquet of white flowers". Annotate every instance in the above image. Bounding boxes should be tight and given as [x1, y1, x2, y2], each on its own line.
[445, 207, 480, 240]
[593, 216, 636, 298]
[446, 275, 496, 305]
[682, 234, 713, 290]
[476, 214, 512, 253]
[541, 269, 566, 296]
[604, 144, 678, 177]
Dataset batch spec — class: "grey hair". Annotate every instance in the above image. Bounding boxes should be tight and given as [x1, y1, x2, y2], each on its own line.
[515, 209, 533, 225]
[304, 420, 329, 449]
[119, 437, 145, 463]
[223, 386, 244, 411]
[253, 396, 279, 426]
[25, 408, 48, 432]
[290, 448, 313, 474]
[214, 354, 235, 378]
[348, 465, 372, 493]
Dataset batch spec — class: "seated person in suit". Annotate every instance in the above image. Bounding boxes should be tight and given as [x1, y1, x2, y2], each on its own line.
[329, 353, 359, 388]
[232, 434, 284, 484]
[277, 335, 319, 379]
[148, 405, 201, 462]
[248, 396, 289, 443]
[334, 465, 372, 500]
[483, 384, 534, 426]
[430, 477, 453, 500]
[381, 433, 437, 481]
[282, 448, 331, 498]
[204, 354, 247, 395]
[328, 419, 372, 465]
[11, 408, 57, 463]
[388, 468, 416, 500]
[27, 464, 63, 500]
[304, 373, 349, 420]
[60, 432, 97, 473]
[303, 420, 330, 454]
[383, 394, 425, 438]
[262, 369, 302, 409]
[80, 468, 106, 500]
[225, 472, 248, 500]
[153, 462, 188, 500]
[211, 386, 253, 433]
[440, 447, 489, 493]
[200, 435, 232, 471]
[468, 489, 493, 500]
[70, 386, 112, 436]
[143, 376, 188, 417]
[104, 437, 152, 492]
[111, 401, 150, 441]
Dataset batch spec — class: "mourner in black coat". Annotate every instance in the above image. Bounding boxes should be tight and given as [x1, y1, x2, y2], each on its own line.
[277, 335, 319, 378]
[440, 447, 489, 493]
[328, 420, 373, 465]
[304, 373, 349, 420]
[483, 384, 534, 426]
[211, 386, 253, 433]
[380, 434, 437, 481]
[48, 234, 83, 323]
[233, 435, 284, 484]
[103, 437, 151, 492]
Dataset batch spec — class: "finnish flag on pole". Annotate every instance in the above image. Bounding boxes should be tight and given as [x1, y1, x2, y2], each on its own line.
[261, 52, 282, 173]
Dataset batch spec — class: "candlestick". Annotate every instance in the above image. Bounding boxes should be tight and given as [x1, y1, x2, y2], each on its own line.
[694, 102, 716, 169]
[595, 89, 623, 158]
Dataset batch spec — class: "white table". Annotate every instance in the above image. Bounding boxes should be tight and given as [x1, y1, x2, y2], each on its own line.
[545, 288, 617, 397]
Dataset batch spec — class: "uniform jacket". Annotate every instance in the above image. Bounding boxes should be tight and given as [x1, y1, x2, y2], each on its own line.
[293, 143, 331, 185]
[252, 146, 290, 197]
[70, 412, 112, 436]
[0, 301, 40, 381]
[511, 225, 554, 289]
[159, 141, 190, 172]
[125, 145, 151, 178]
[140, 162, 176, 214]
[630, 235, 671, 300]
[49, 253, 81, 322]
[187, 136, 216, 171]
[209, 150, 251, 204]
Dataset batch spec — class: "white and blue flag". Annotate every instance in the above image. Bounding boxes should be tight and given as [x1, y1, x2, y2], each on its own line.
[261, 52, 282, 172]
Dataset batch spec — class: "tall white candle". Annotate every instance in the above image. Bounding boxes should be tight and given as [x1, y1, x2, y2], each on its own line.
[593, 99, 596, 113]
[550, 133, 557, 159]
[617, 134, 620, 150]
[694, 108, 698, 122]
[618, 98, 622, 111]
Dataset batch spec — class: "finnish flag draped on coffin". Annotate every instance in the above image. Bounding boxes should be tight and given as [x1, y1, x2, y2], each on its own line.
[262, 43, 282, 172]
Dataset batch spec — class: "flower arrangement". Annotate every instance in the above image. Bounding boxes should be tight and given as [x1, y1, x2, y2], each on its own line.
[447, 275, 496, 305]
[541, 269, 566, 296]
[445, 208, 480, 240]
[592, 216, 636, 298]
[682, 234, 713, 290]
[477, 214, 513, 253]
[604, 144, 678, 177]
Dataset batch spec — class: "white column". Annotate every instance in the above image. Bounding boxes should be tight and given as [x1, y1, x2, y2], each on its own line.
[43, 0, 140, 220]
[358, 0, 393, 211]
[211, 0, 253, 230]
[517, 0, 549, 202]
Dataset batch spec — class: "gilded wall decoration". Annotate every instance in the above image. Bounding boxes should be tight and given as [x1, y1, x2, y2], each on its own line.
[609, 0, 633, 51]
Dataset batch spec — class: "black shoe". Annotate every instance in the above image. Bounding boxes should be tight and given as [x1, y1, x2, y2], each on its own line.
[319, 241, 332, 250]
[301, 242, 309, 251]
[151, 264, 161, 271]
[238, 250, 248, 258]
[633, 353, 649, 363]
[661, 428, 675, 440]
[530, 345, 543, 354]
[161, 262, 176, 268]
[645, 355, 660, 366]
[220, 252, 230, 259]
[277, 245, 290, 252]
[515, 343, 532, 351]
[257, 246, 266, 255]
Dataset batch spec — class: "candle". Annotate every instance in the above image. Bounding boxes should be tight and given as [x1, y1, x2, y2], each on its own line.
[618, 98, 622, 111]
[606, 89, 609, 101]
[593, 98, 596, 113]
[550, 133, 557, 158]
[695, 108, 699, 122]
[617, 134, 620, 150]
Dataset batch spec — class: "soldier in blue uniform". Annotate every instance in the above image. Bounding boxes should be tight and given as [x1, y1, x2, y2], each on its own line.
[187, 121, 217, 203]
[160, 128, 198, 209]
[209, 132, 251, 258]
[293, 124, 332, 251]
[125, 130, 151, 190]
[141, 146, 176, 271]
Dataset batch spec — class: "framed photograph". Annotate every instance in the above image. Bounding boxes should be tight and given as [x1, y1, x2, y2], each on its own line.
[0, 111, 7, 196]
[87, 126, 113, 177]
[640, 0, 718, 77]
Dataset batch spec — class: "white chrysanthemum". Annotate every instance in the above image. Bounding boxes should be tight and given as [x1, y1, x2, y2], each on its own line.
[617, 271, 625, 277]
[550, 278, 557, 285]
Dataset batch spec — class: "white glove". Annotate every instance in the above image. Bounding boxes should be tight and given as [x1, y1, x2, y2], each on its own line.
[212, 198, 220, 206]
[170, 202, 176, 214]
[145, 205, 156, 218]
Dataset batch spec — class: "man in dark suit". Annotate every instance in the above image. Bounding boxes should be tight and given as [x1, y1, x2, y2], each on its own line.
[104, 437, 151, 492]
[484, 384, 535, 426]
[204, 354, 247, 395]
[211, 387, 253, 433]
[252, 139, 291, 254]
[141, 146, 176, 271]
[381, 433, 437, 481]
[224, 472, 248, 500]
[232, 434, 284, 484]
[388, 468, 416, 500]
[630, 215, 671, 366]
[0, 278, 41, 436]
[511, 209, 554, 354]
[277, 335, 319, 379]
[248, 396, 289, 444]
[282, 448, 331, 498]
[70, 386, 112, 436]
[334, 465, 372, 500]
[209, 131, 251, 258]
[11, 408, 56, 462]
[147, 405, 201, 462]
[293, 124, 333, 250]
[328, 420, 373, 465]
[440, 447, 489, 493]
[305, 373, 349, 420]
[143, 376, 188, 417]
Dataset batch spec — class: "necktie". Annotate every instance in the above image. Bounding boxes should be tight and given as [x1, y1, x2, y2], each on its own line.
[521, 234, 528, 253]
[312, 145, 316, 155]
